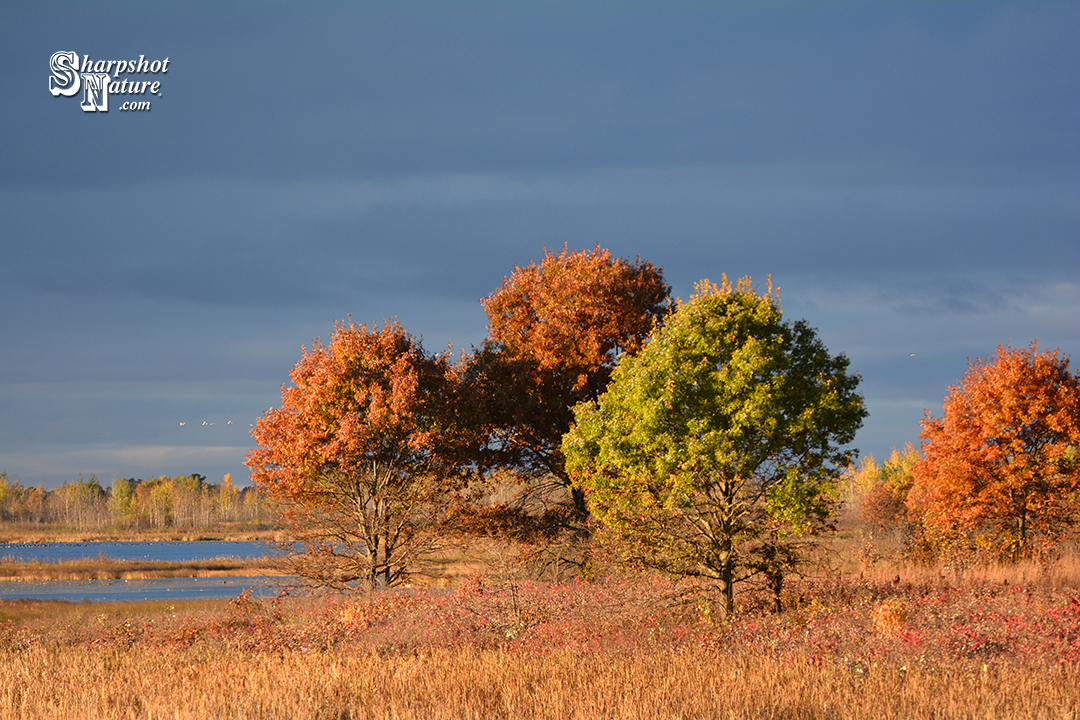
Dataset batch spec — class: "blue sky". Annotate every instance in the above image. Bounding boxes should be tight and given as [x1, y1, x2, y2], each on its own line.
[2, 2, 1077, 488]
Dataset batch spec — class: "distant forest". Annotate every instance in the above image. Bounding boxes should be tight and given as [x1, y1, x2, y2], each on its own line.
[0, 472, 276, 531]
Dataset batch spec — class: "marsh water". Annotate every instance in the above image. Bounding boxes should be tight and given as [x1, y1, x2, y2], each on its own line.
[0, 541, 289, 602]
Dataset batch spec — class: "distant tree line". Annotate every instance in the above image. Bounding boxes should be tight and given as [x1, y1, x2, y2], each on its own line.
[0, 472, 276, 531]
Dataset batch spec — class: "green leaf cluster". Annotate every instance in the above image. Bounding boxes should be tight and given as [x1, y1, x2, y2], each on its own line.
[563, 277, 866, 611]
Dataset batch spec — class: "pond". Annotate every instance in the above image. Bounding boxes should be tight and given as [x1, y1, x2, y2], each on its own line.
[0, 541, 294, 602]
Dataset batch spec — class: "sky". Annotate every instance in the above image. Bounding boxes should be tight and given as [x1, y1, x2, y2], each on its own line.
[1, 2, 1077, 489]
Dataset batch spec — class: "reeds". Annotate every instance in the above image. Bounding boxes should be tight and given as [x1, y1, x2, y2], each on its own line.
[2, 643, 1076, 720]
[0, 556, 279, 581]
[1, 563, 1078, 720]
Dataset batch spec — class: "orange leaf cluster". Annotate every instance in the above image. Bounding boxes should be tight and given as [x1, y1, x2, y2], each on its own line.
[245, 320, 467, 589]
[481, 244, 669, 401]
[911, 341, 1080, 556]
[246, 319, 454, 503]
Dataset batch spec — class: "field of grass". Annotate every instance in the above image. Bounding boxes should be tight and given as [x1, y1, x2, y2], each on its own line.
[1, 555, 1078, 719]
[0, 556, 281, 581]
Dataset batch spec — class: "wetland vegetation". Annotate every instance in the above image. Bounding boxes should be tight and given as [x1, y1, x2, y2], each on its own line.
[1, 552, 1077, 719]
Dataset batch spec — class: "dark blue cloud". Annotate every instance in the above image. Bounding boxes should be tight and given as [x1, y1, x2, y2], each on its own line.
[4, 4, 1077, 187]
[1, 2, 1076, 486]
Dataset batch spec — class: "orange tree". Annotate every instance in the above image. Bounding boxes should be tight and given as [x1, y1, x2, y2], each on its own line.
[563, 278, 866, 616]
[910, 342, 1080, 560]
[246, 320, 463, 590]
[459, 245, 669, 545]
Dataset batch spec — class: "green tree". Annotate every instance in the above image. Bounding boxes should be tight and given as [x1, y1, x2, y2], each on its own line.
[563, 277, 866, 616]
[108, 477, 139, 527]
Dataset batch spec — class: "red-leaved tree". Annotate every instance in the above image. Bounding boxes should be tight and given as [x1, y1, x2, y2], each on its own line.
[460, 245, 670, 536]
[246, 320, 462, 590]
[910, 342, 1080, 560]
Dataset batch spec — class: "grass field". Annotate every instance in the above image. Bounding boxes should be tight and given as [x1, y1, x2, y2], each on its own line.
[0, 556, 281, 581]
[1, 555, 1077, 719]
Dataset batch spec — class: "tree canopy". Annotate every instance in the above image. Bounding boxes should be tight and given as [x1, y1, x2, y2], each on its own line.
[463, 245, 670, 523]
[482, 244, 670, 400]
[246, 320, 461, 590]
[910, 341, 1080, 560]
[563, 277, 866, 615]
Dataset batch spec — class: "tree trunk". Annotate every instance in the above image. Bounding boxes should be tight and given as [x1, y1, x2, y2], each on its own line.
[718, 553, 734, 619]
[1015, 509, 1028, 562]
[570, 486, 589, 519]
[768, 566, 784, 614]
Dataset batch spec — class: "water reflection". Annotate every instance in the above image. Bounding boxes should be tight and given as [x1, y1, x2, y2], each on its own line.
[0, 541, 290, 602]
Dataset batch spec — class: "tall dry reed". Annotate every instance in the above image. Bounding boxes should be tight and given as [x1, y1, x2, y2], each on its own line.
[1, 564, 1077, 720]
[1, 643, 1076, 720]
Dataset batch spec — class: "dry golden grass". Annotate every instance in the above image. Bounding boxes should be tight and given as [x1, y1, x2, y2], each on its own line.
[0, 643, 1076, 720]
[1, 537, 1078, 719]
[0, 557, 282, 581]
[1, 558, 1078, 720]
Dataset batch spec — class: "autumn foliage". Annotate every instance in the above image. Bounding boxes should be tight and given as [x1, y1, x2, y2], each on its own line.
[481, 243, 670, 400]
[246, 320, 461, 590]
[911, 342, 1080, 560]
[462, 245, 670, 525]
[247, 249, 878, 601]
[857, 445, 919, 541]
